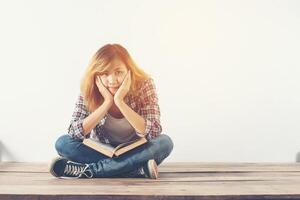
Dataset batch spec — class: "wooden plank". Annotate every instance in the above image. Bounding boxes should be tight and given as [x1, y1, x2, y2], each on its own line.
[1, 162, 300, 200]
[1, 171, 300, 194]
[2, 171, 300, 182]
[1, 162, 300, 173]
[0, 195, 299, 200]
[160, 162, 300, 172]
[1, 180, 300, 195]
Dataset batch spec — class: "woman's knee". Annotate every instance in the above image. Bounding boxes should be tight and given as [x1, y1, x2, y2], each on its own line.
[55, 134, 75, 155]
[153, 134, 174, 156]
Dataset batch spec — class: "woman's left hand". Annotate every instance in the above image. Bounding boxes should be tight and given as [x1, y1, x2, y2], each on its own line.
[114, 70, 131, 103]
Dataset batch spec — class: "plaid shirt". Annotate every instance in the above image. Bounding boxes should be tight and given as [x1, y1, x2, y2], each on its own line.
[68, 78, 162, 143]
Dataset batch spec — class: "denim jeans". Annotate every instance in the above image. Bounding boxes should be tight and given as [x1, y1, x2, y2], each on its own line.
[55, 134, 174, 178]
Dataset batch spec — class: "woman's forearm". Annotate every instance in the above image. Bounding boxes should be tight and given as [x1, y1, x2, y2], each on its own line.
[82, 101, 112, 136]
[115, 100, 146, 135]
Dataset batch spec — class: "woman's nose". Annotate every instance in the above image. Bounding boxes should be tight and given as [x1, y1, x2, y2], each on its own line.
[107, 74, 117, 84]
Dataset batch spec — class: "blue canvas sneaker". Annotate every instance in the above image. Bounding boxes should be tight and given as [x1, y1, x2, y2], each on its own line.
[49, 157, 93, 179]
[122, 159, 158, 179]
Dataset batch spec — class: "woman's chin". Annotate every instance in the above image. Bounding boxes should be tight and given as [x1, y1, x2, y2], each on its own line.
[109, 89, 118, 95]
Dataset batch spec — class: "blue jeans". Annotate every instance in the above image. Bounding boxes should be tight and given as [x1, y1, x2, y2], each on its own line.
[55, 134, 174, 178]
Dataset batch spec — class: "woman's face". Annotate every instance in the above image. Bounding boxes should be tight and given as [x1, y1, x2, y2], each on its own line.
[99, 59, 128, 95]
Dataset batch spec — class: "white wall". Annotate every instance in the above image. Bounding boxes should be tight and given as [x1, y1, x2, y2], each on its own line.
[0, 0, 299, 162]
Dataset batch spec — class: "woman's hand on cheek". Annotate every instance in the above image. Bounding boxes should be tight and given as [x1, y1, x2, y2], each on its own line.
[96, 76, 114, 104]
[114, 70, 131, 104]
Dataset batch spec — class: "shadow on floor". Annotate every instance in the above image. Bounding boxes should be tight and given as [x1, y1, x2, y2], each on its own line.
[296, 152, 300, 163]
[0, 141, 18, 161]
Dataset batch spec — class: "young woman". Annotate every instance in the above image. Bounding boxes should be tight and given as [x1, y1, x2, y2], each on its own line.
[50, 44, 174, 179]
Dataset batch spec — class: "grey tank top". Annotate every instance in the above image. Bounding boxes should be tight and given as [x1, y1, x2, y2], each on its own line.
[103, 113, 137, 145]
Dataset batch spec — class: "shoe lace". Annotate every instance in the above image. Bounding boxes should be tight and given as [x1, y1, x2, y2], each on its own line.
[139, 167, 146, 176]
[64, 162, 93, 178]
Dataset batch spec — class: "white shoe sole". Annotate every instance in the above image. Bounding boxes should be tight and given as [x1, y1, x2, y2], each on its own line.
[147, 159, 158, 179]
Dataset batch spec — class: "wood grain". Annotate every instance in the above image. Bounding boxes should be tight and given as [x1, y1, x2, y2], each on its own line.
[1, 162, 300, 200]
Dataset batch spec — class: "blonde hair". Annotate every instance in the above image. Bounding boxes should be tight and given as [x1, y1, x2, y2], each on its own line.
[80, 44, 150, 112]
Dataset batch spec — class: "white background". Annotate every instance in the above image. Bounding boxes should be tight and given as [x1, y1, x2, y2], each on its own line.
[0, 0, 299, 162]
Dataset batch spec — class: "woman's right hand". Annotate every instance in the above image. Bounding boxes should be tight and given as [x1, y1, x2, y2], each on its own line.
[96, 76, 113, 104]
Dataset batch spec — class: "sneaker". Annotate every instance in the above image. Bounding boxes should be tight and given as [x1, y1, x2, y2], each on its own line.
[142, 159, 159, 179]
[49, 157, 93, 179]
[117, 168, 146, 178]
[119, 160, 158, 179]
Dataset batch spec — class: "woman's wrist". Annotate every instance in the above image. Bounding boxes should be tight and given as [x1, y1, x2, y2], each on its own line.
[103, 99, 113, 108]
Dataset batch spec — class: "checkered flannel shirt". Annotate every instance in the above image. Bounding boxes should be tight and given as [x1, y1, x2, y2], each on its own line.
[68, 78, 162, 143]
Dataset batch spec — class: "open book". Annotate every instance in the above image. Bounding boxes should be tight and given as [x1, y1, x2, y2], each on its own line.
[82, 137, 148, 158]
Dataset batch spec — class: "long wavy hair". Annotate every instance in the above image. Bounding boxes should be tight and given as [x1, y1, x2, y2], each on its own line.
[80, 44, 150, 112]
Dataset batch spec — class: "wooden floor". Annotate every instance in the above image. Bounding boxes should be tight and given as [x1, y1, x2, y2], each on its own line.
[1, 162, 300, 200]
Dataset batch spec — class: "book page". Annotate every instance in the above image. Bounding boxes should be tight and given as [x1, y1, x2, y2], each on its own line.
[114, 137, 148, 156]
[114, 138, 141, 151]
[87, 138, 115, 152]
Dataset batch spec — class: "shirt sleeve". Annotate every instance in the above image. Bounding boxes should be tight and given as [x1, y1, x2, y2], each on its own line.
[136, 78, 162, 139]
[67, 94, 89, 140]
